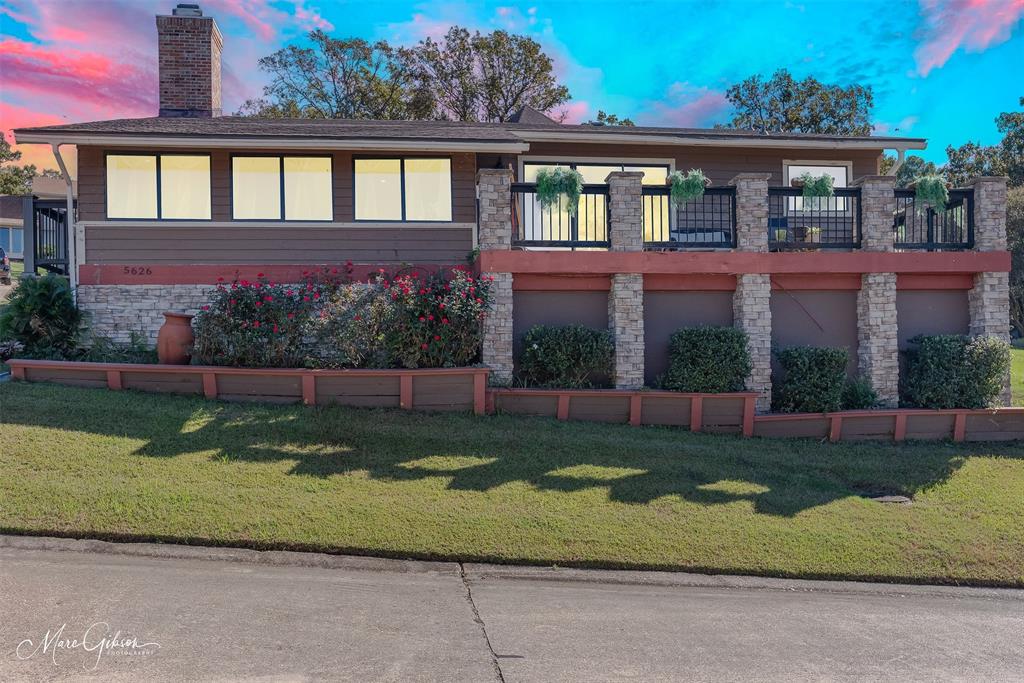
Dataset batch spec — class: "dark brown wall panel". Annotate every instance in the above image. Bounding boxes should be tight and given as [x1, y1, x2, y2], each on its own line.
[78, 146, 477, 265]
[770, 291, 859, 378]
[642, 291, 734, 386]
[512, 290, 610, 373]
[509, 143, 881, 185]
[896, 290, 970, 350]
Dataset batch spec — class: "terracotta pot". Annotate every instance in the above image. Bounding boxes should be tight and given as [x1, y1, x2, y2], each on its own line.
[157, 312, 194, 365]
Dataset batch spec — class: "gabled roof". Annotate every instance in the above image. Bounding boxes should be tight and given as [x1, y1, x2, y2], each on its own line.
[13, 116, 928, 152]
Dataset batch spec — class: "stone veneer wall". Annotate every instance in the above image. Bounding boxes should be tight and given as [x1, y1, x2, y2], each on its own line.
[969, 177, 1011, 405]
[606, 172, 646, 388]
[78, 284, 216, 343]
[477, 168, 515, 384]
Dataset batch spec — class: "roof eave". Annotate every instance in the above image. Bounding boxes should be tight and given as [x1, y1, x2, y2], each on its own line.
[514, 130, 928, 151]
[12, 132, 531, 154]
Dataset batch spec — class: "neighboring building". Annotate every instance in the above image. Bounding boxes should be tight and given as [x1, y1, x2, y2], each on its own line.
[0, 176, 76, 259]
[12, 3, 1010, 410]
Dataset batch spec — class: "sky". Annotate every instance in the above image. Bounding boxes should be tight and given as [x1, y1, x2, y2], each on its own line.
[0, 0, 1021, 174]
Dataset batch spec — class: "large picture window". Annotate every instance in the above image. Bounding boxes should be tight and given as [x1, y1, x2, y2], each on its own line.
[783, 161, 851, 211]
[106, 154, 211, 220]
[354, 157, 452, 222]
[232, 156, 333, 221]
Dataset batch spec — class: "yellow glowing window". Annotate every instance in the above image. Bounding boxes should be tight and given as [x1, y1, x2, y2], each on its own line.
[106, 155, 158, 219]
[232, 157, 282, 220]
[355, 157, 452, 221]
[284, 157, 333, 220]
[160, 155, 211, 219]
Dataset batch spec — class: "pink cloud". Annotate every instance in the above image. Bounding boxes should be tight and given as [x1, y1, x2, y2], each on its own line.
[556, 101, 590, 124]
[645, 84, 731, 128]
[914, 0, 1024, 76]
[0, 102, 73, 170]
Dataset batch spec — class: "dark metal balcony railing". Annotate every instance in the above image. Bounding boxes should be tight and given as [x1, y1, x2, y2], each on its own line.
[767, 187, 861, 250]
[511, 182, 610, 249]
[893, 188, 973, 250]
[642, 186, 736, 249]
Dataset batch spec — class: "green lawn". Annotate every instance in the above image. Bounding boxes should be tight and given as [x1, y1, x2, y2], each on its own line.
[1012, 346, 1024, 405]
[9, 259, 23, 280]
[2, 382, 1023, 586]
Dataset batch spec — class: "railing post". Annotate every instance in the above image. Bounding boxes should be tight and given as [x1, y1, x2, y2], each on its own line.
[729, 174, 772, 412]
[477, 168, 515, 385]
[20, 195, 36, 277]
[852, 175, 899, 407]
[968, 176, 1011, 405]
[606, 171, 645, 389]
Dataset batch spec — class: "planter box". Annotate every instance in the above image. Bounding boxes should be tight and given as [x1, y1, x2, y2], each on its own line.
[490, 388, 758, 435]
[754, 408, 1024, 443]
[8, 360, 489, 415]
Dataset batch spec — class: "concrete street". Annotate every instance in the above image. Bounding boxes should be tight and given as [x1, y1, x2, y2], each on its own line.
[1, 536, 1022, 682]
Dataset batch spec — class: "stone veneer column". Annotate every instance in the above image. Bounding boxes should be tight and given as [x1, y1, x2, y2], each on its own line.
[969, 176, 1011, 405]
[606, 171, 645, 389]
[477, 168, 515, 385]
[729, 174, 772, 411]
[852, 176, 899, 407]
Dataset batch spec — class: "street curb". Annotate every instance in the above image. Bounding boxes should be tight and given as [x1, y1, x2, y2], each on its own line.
[2, 534, 1022, 599]
[0, 534, 460, 576]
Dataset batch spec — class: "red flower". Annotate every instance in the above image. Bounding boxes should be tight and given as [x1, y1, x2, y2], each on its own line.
[286, 289, 294, 295]
[253, 321, 260, 328]
[442, 318, 449, 324]
[428, 315, 434, 321]
[257, 272, 264, 278]
[354, 314, 362, 321]
[273, 324, 279, 333]
[264, 295, 273, 302]
[419, 316, 426, 322]
[255, 301, 263, 307]
[331, 268, 338, 274]
[229, 299, 236, 305]
[433, 335, 441, 341]
[421, 343, 429, 349]
[303, 296, 310, 302]
[439, 303, 446, 310]
[217, 276, 224, 282]
[240, 280, 249, 287]
[287, 313, 295, 320]
[313, 292, 320, 299]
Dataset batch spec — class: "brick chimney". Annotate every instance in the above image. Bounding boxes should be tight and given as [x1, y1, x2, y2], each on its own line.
[156, 4, 222, 117]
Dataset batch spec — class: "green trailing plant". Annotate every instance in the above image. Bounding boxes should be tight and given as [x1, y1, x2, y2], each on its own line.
[0, 274, 82, 357]
[773, 346, 849, 413]
[660, 326, 750, 393]
[668, 169, 709, 206]
[914, 174, 949, 212]
[902, 334, 1010, 409]
[842, 376, 878, 410]
[798, 172, 835, 198]
[518, 324, 613, 388]
[535, 167, 584, 216]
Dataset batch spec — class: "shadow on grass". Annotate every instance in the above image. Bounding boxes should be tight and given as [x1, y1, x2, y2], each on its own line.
[6, 382, 1024, 518]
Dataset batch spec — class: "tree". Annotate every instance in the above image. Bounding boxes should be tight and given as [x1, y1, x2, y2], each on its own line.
[941, 97, 1023, 188]
[237, 30, 431, 120]
[721, 69, 873, 136]
[588, 110, 634, 126]
[1007, 187, 1024, 334]
[995, 96, 1023, 187]
[407, 27, 569, 123]
[879, 154, 939, 187]
[0, 138, 36, 195]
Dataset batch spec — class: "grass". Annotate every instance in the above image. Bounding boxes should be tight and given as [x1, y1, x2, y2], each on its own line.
[9, 259, 23, 280]
[1012, 346, 1024, 405]
[2, 382, 1024, 586]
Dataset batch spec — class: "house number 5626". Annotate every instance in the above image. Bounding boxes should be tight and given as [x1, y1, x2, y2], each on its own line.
[123, 266, 153, 276]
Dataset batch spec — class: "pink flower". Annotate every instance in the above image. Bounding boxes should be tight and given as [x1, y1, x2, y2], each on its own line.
[428, 315, 434, 321]
[433, 335, 441, 341]
[442, 318, 449, 324]
[419, 316, 426, 322]
[253, 321, 260, 328]
[287, 313, 295, 320]
[421, 343, 429, 349]
[264, 295, 273, 302]
[201, 305, 210, 311]
[255, 301, 263, 307]
[273, 324, 279, 333]
[439, 303, 446, 310]
[257, 272, 265, 278]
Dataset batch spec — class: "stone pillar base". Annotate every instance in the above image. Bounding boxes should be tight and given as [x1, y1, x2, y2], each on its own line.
[969, 271, 1012, 405]
[857, 273, 899, 407]
[609, 273, 644, 389]
[733, 274, 772, 412]
[482, 272, 514, 385]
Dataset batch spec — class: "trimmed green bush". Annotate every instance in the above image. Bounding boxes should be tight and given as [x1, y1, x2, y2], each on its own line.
[773, 346, 849, 413]
[0, 274, 82, 357]
[903, 334, 1010, 409]
[660, 326, 750, 393]
[518, 324, 613, 388]
[842, 376, 878, 410]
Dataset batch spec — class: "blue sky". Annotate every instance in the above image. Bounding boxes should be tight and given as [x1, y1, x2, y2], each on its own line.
[2, 0, 1021, 169]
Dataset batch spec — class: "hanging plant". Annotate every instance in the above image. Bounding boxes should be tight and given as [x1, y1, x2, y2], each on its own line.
[797, 173, 835, 198]
[535, 167, 584, 216]
[913, 174, 949, 212]
[668, 169, 710, 206]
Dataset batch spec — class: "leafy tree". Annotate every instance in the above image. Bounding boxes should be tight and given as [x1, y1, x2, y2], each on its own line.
[995, 96, 1023, 187]
[237, 30, 431, 120]
[721, 69, 873, 136]
[941, 97, 1022, 188]
[407, 27, 569, 122]
[879, 154, 939, 188]
[588, 110, 634, 126]
[0, 138, 36, 195]
[1007, 187, 1024, 334]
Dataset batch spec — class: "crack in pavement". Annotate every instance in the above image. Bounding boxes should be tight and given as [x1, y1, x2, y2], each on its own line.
[459, 562, 506, 683]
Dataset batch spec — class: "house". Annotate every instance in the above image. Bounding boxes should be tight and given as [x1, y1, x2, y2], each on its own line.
[0, 176, 77, 260]
[12, 3, 1010, 411]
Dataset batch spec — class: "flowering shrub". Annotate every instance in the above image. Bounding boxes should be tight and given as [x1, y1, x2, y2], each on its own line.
[193, 268, 347, 367]
[381, 268, 491, 368]
[195, 266, 491, 370]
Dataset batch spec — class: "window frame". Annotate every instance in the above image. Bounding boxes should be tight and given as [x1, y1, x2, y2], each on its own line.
[353, 155, 455, 223]
[104, 151, 214, 221]
[782, 159, 853, 214]
[230, 153, 335, 222]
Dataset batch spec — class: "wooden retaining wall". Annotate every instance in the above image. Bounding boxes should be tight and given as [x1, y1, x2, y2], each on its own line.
[8, 360, 488, 415]
[8, 360, 1024, 442]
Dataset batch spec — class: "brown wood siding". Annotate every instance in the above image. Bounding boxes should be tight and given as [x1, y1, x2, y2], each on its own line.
[482, 143, 881, 185]
[78, 146, 476, 264]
